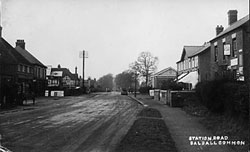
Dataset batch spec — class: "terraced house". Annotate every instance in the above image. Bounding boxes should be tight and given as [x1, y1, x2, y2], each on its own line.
[176, 10, 249, 90]
[0, 30, 33, 107]
[210, 10, 249, 82]
[176, 45, 204, 89]
[15, 40, 47, 96]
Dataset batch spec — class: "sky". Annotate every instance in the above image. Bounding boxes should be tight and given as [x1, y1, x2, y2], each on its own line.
[1, 0, 249, 79]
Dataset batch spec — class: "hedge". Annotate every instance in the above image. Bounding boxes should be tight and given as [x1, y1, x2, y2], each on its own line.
[195, 80, 249, 120]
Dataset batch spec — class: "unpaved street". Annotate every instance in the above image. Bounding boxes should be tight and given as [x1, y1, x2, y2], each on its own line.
[0, 92, 143, 152]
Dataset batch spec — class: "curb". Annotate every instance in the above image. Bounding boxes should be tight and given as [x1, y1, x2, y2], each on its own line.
[128, 95, 148, 107]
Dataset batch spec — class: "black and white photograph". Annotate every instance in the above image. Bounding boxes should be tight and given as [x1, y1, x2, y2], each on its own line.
[0, 0, 249, 152]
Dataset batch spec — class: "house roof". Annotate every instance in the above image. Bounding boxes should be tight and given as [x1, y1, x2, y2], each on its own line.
[15, 46, 46, 68]
[177, 46, 204, 63]
[0, 37, 30, 65]
[189, 43, 211, 57]
[51, 68, 79, 80]
[210, 14, 249, 41]
[154, 67, 177, 76]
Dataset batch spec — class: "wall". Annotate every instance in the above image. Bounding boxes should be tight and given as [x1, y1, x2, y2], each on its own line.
[198, 48, 211, 82]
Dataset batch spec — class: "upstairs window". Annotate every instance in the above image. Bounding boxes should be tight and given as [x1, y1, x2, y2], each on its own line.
[223, 43, 226, 60]
[214, 46, 218, 62]
[17, 65, 21, 72]
[194, 56, 198, 67]
[239, 54, 243, 66]
[22, 65, 25, 72]
[232, 38, 237, 57]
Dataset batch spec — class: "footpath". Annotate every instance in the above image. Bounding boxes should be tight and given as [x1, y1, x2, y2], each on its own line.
[130, 94, 236, 152]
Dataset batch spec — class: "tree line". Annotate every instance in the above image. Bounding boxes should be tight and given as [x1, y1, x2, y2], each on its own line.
[94, 51, 158, 92]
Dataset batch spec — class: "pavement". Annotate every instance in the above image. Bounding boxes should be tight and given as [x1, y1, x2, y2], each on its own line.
[129, 94, 237, 152]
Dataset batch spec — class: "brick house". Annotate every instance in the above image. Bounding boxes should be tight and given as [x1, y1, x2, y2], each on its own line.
[210, 10, 249, 82]
[151, 67, 177, 89]
[0, 32, 33, 107]
[15, 40, 47, 96]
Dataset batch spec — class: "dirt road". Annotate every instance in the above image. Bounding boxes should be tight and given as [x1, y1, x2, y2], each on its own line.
[0, 92, 143, 152]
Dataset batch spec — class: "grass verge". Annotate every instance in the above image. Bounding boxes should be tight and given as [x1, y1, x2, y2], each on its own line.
[182, 96, 249, 152]
[116, 108, 177, 152]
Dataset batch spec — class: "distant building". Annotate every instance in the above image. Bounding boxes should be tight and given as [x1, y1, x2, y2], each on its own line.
[210, 11, 249, 81]
[46, 65, 80, 96]
[15, 40, 47, 96]
[151, 67, 177, 89]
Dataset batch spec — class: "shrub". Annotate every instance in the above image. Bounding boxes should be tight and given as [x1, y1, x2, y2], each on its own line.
[160, 80, 183, 90]
[195, 80, 249, 120]
[139, 86, 152, 94]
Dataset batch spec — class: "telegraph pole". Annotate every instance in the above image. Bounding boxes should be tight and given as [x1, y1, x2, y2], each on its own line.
[82, 50, 85, 89]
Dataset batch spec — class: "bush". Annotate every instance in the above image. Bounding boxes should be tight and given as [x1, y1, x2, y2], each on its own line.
[195, 80, 249, 120]
[139, 86, 152, 94]
[160, 80, 183, 90]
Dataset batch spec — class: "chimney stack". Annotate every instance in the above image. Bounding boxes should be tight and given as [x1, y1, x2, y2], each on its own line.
[58, 64, 61, 68]
[16, 40, 25, 49]
[216, 25, 224, 35]
[75, 66, 77, 74]
[228, 10, 238, 26]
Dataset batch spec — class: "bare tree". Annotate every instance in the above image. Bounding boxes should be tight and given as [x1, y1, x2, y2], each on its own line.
[130, 52, 158, 87]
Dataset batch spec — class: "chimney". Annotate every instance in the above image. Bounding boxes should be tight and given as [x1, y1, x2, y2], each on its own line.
[75, 66, 77, 74]
[228, 10, 238, 26]
[16, 40, 25, 49]
[216, 25, 224, 35]
[58, 64, 61, 68]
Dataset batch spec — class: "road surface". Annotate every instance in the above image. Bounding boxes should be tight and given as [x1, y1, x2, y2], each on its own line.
[0, 92, 143, 152]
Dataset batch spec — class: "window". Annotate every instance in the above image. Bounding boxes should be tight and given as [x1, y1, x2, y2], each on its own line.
[189, 58, 192, 69]
[223, 43, 226, 60]
[38, 68, 40, 78]
[22, 65, 25, 72]
[17, 65, 21, 71]
[40, 68, 43, 78]
[192, 58, 195, 68]
[232, 38, 237, 57]
[194, 56, 198, 67]
[239, 54, 243, 66]
[27, 67, 30, 73]
[214, 46, 218, 62]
